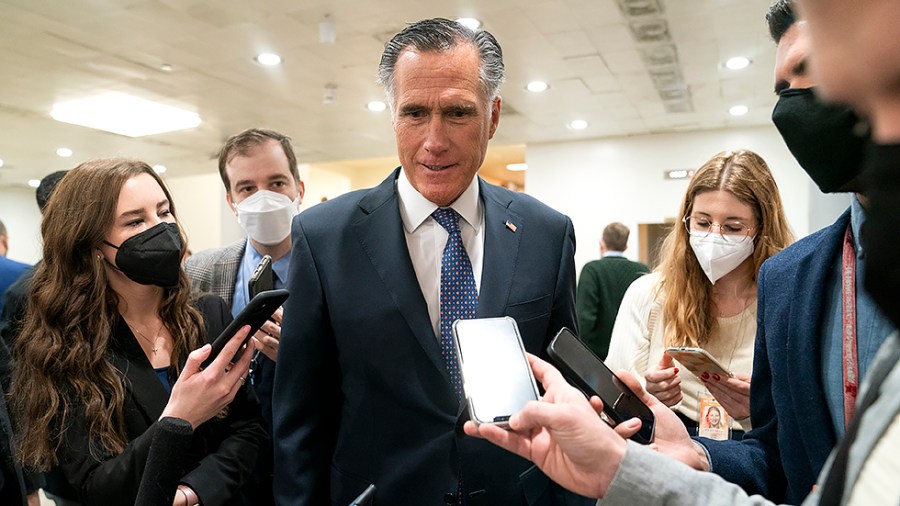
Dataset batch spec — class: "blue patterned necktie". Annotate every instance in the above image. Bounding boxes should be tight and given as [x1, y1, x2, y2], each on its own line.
[432, 207, 479, 400]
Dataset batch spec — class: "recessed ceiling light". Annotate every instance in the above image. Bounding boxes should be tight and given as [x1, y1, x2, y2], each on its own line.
[526, 81, 549, 93]
[506, 163, 528, 171]
[27, 179, 41, 188]
[153, 164, 167, 174]
[51, 92, 201, 137]
[456, 17, 482, 30]
[568, 119, 589, 130]
[160, 63, 174, 72]
[56, 147, 73, 157]
[729, 105, 749, 116]
[255, 53, 282, 66]
[366, 101, 387, 112]
[725, 56, 751, 70]
[0, 159, 4, 168]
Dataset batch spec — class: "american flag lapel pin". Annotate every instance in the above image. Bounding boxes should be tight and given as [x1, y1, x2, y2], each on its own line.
[505, 220, 517, 233]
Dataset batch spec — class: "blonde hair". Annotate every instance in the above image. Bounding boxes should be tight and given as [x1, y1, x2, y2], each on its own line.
[656, 150, 794, 347]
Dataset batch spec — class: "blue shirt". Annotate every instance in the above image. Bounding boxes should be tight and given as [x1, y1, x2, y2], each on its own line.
[0, 256, 31, 315]
[821, 196, 896, 438]
[155, 366, 172, 395]
[230, 241, 290, 317]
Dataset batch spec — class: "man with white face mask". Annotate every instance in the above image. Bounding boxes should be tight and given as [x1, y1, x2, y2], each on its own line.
[185, 128, 304, 505]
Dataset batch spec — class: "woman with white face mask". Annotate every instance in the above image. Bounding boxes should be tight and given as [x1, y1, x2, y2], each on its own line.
[606, 150, 794, 438]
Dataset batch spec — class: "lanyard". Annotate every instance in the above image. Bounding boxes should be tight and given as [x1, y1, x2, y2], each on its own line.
[841, 225, 859, 429]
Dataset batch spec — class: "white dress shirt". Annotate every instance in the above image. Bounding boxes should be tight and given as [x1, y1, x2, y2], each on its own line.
[397, 168, 485, 341]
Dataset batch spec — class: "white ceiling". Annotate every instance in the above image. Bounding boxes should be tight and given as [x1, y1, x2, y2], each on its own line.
[0, 0, 779, 189]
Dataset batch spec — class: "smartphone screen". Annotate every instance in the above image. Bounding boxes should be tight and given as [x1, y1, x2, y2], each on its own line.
[453, 317, 539, 427]
[547, 327, 655, 444]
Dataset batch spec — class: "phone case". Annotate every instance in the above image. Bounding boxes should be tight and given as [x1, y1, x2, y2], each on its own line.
[201, 289, 289, 368]
[666, 347, 734, 378]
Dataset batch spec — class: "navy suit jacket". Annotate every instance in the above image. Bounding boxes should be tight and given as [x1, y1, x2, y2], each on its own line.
[702, 209, 849, 503]
[273, 170, 578, 506]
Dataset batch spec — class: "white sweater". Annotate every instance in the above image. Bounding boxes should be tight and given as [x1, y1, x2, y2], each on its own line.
[606, 272, 755, 432]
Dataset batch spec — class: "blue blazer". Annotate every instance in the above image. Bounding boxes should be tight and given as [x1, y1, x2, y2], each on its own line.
[273, 170, 579, 506]
[703, 209, 849, 504]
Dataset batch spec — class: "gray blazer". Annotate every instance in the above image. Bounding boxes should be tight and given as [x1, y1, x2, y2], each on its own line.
[600, 332, 900, 506]
[184, 239, 246, 307]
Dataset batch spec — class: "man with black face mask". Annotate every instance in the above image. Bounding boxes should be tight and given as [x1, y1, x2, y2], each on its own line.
[684, 2, 897, 503]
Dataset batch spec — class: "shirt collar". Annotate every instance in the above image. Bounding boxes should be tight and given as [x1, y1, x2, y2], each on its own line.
[850, 194, 866, 255]
[603, 251, 626, 258]
[397, 168, 481, 233]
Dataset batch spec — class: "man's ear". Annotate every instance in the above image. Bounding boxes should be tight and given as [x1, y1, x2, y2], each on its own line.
[296, 180, 306, 205]
[225, 192, 237, 215]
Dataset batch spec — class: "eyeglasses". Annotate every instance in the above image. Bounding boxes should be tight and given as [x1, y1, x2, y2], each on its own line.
[683, 215, 755, 243]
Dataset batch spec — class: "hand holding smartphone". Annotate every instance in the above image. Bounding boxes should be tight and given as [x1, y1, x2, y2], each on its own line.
[547, 327, 655, 444]
[452, 317, 539, 428]
[665, 347, 734, 379]
[201, 289, 289, 368]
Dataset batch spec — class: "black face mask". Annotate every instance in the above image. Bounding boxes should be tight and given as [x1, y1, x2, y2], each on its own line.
[861, 143, 900, 329]
[772, 87, 869, 193]
[104, 222, 182, 287]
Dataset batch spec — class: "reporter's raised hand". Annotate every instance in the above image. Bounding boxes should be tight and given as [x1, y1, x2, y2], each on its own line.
[159, 325, 254, 428]
[464, 354, 626, 499]
[607, 369, 711, 471]
[644, 352, 682, 406]
[252, 305, 282, 362]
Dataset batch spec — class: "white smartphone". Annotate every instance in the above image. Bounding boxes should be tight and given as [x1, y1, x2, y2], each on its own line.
[452, 317, 539, 428]
[665, 346, 734, 378]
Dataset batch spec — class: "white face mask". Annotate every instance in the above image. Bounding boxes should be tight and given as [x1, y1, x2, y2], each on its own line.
[234, 190, 299, 246]
[689, 230, 755, 284]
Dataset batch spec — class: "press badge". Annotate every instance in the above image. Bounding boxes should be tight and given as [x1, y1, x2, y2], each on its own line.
[698, 393, 730, 440]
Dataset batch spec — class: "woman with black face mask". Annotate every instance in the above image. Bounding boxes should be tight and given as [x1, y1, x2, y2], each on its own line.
[10, 159, 267, 506]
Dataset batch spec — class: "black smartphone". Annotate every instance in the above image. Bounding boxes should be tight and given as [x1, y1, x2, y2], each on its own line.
[201, 289, 289, 368]
[547, 327, 655, 444]
[453, 317, 540, 428]
[248, 255, 273, 300]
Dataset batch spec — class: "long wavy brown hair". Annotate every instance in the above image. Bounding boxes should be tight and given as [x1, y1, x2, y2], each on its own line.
[11, 159, 204, 470]
[656, 150, 794, 347]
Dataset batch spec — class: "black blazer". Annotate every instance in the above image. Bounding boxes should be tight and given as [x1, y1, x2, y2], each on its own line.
[273, 170, 579, 505]
[58, 296, 268, 505]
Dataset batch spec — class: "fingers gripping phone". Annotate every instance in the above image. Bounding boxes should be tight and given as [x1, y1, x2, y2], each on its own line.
[248, 255, 274, 300]
[452, 317, 540, 428]
[201, 289, 289, 368]
[665, 347, 734, 379]
[547, 327, 655, 444]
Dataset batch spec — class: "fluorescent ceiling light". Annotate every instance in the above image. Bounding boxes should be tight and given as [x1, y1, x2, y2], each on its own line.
[0, 159, 4, 168]
[56, 147, 73, 157]
[456, 17, 482, 30]
[729, 105, 749, 116]
[366, 101, 387, 112]
[568, 119, 588, 130]
[27, 179, 41, 188]
[724, 56, 751, 70]
[50, 93, 201, 137]
[506, 163, 528, 171]
[153, 164, 167, 174]
[255, 53, 282, 66]
[526, 81, 549, 93]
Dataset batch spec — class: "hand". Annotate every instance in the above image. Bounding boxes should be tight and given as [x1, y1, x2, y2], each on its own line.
[644, 353, 682, 407]
[700, 372, 751, 420]
[601, 370, 710, 471]
[27, 492, 40, 506]
[464, 354, 626, 499]
[172, 485, 199, 506]
[252, 306, 282, 362]
[160, 325, 253, 428]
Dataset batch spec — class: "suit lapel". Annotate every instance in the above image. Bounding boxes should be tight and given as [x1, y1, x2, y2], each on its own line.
[789, 211, 850, 457]
[477, 181, 522, 318]
[354, 169, 451, 384]
[108, 317, 170, 425]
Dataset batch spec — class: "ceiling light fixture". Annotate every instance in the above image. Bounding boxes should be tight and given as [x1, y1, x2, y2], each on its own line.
[153, 164, 167, 174]
[456, 17, 482, 30]
[0, 159, 4, 168]
[319, 14, 337, 44]
[526, 81, 549, 93]
[729, 105, 749, 116]
[255, 53, 282, 66]
[160, 63, 174, 72]
[56, 147, 73, 157]
[323, 83, 337, 105]
[367, 101, 387, 112]
[27, 179, 41, 188]
[724, 56, 751, 70]
[568, 119, 589, 130]
[506, 163, 528, 171]
[51, 93, 201, 137]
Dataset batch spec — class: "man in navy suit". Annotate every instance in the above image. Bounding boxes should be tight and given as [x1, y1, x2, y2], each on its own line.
[691, 2, 896, 503]
[273, 18, 585, 506]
